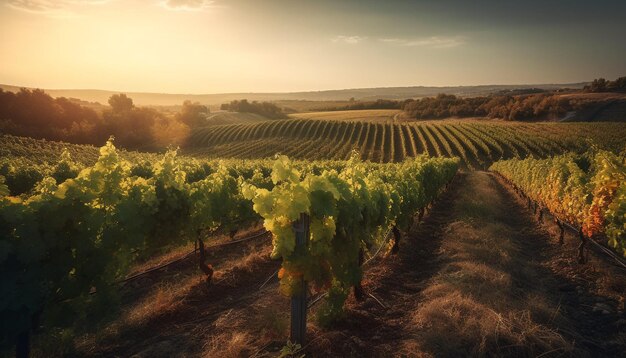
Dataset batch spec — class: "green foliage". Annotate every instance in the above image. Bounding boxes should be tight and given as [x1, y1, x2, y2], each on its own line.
[0, 89, 191, 150]
[0, 88, 101, 144]
[189, 119, 626, 168]
[0, 176, 8, 197]
[0, 135, 456, 344]
[0, 139, 261, 348]
[317, 99, 403, 111]
[108, 93, 134, 112]
[0, 161, 44, 195]
[584, 76, 626, 93]
[244, 153, 459, 321]
[278, 341, 305, 358]
[490, 150, 626, 256]
[401, 92, 609, 121]
[51, 149, 80, 184]
[221, 99, 288, 119]
[176, 100, 210, 127]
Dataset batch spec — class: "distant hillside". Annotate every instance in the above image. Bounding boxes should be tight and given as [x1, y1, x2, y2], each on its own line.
[0, 82, 587, 107]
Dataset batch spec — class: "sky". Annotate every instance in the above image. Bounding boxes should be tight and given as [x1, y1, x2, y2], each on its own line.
[0, 0, 625, 93]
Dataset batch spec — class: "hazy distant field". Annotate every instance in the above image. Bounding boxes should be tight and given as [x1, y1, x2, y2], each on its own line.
[203, 111, 272, 126]
[289, 109, 403, 122]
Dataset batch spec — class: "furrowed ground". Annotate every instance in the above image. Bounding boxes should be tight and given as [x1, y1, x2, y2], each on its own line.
[186, 120, 626, 168]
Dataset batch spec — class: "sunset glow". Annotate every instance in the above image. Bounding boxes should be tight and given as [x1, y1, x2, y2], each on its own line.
[1, 0, 625, 93]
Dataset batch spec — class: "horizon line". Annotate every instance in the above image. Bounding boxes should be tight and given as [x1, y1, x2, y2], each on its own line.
[0, 81, 592, 97]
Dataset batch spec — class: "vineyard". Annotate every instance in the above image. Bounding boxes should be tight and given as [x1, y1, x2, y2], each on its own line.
[490, 151, 626, 258]
[1, 121, 626, 357]
[187, 119, 626, 167]
[0, 137, 458, 356]
[3, 0, 626, 354]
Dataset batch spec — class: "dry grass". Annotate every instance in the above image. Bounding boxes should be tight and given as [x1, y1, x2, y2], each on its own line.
[128, 243, 195, 276]
[71, 241, 275, 358]
[124, 246, 270, 327]
[212, 248, 269, 284]
[407, 172, 576, 357]
[411, 292, 571, 357]
[203, 332, 255, 358]
[125, 275, 203, 326]
[127, 223, 264, 277]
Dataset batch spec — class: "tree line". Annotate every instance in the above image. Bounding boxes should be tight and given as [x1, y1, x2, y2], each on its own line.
[402, 91, 625, 121]
[317, 99, 403, 111]
[309, 94, 575, 121]
[583, 76, 626, 93]
[220, 99, 287, 119]
[401, 93, 574, 120]
[0, 89, 212, 149]
[313, 76, 625, 121]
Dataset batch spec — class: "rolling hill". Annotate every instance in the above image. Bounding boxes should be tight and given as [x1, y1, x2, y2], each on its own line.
[186, 119, 626, 168]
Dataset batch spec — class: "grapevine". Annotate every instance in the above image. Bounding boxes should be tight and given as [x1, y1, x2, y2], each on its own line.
[490, 150, 626, 257]
[243, 153, 458, 322]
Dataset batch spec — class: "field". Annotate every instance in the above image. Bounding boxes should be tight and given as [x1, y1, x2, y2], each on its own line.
[187, 119, 626, 168]
[289, 109, 403, 122]
[202, 111, 273, 126]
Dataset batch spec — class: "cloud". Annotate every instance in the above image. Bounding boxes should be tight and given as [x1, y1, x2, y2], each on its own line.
[5, 1, 218, 15]
[5, 0, 109, 16]
[160, 0, 216, 11]
[331, 35, 367, 44]
[380, 36, 465, 48]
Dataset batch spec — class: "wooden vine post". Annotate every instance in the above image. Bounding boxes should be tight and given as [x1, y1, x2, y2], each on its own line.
[290, 213, 310, 345]
[578, 228, 587, 264]
[354, 247, 366, 301]
[555, 219, 565, 245]
[391, 226, 401, 255]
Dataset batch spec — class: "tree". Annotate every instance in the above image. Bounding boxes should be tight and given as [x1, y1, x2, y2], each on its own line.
[607, 76, 626, 92]
[220, 99, 287, 119]
[108, 93, 134, 112]
[0, 88, 100, 143]
[176, 100, 209, 127]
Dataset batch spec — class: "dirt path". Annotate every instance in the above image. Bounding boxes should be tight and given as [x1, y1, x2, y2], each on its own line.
[307, 171, 626, 357]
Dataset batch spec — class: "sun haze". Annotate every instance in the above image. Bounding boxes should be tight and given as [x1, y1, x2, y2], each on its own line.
[1, 0, 625, 93]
